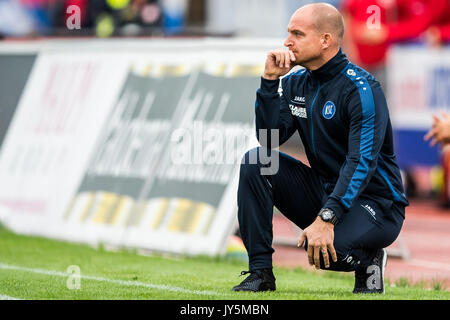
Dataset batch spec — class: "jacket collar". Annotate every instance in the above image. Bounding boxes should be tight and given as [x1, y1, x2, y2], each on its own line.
[307, 48, 349, 82]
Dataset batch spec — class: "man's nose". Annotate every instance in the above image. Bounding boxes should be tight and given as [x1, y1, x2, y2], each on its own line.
[284, 37, 292, 48]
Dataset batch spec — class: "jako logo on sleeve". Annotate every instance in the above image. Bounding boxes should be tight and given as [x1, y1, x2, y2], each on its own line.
[361, 204, 377, 220]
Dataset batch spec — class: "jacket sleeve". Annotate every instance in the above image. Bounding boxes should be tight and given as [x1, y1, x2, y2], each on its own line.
[323, 82, 389, 222]
[255, 77, 296, 148]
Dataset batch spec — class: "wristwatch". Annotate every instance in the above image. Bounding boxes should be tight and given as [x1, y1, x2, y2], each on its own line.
[318, 208, 339, 225]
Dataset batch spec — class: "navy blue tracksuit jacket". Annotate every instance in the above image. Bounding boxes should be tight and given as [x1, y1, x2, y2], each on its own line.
[255, 49, 409, 222]
[236, 49, 409, 271]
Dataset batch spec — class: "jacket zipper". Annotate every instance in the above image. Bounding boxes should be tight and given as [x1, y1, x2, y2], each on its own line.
[310, 84, 321, 159]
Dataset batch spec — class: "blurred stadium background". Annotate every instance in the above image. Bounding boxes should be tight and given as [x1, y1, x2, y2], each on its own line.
[0, 0, 449, 294]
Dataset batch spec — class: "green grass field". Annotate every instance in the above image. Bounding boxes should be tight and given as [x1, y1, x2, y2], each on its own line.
[0, 226, 448, 300]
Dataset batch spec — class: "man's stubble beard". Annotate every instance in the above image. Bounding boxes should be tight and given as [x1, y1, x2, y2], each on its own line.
[296, 51, 323, 70]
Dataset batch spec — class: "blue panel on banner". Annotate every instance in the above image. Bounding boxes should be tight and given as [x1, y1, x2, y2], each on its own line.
[394, 129, 440, 167]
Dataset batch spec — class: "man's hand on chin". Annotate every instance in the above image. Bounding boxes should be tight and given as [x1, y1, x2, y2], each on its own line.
[262, 48, 296, 80]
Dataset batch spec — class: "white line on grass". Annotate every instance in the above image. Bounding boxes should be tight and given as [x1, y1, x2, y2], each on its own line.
[0, 263, 227, 297]
[0, 294, 21, 300]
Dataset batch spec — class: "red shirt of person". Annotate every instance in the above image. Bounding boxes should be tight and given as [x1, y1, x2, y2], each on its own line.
[341, 0, 448, 69]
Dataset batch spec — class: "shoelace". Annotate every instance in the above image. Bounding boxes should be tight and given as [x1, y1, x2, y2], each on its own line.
[239, 270, 262, 282]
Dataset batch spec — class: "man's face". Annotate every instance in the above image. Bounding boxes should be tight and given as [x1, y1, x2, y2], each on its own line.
[284, 12, 323, 66]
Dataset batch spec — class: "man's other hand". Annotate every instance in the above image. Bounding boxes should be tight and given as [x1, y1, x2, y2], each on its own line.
[298, 217, 337, 269]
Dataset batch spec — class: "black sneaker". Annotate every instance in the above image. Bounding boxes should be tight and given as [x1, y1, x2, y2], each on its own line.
[231, 269, 276, 292]
[353, 248, 387, 294]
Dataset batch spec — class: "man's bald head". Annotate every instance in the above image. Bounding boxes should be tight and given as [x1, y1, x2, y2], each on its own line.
[284, 3, 345, 69]
[292, 3, 345, 45]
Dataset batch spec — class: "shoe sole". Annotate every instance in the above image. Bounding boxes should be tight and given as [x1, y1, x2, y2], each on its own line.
[381, 248, 387, 294]
[231, 282, 276, 292]
[231, 287, 275, 292]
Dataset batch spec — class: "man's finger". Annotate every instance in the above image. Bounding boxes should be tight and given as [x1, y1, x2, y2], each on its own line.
[430, 138, 439, 147]
[314, 245, 321, 269]
[307, 244, 314, 266]
[274, 52, 281, 67]
[328, 243, 338, 263]
[424, 128, 435, 141]
[321, 246, 330, 268]
[279, 52, 285, 68]
[432, 113, 440, 121]
[425, 127, 439, 143]
[284, 51, 291, 68]
[289, 50, 296, 61]
[298, 232, 306, 248]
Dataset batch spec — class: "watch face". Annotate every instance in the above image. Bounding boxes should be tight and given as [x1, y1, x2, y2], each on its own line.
[322, 210, 332, 220]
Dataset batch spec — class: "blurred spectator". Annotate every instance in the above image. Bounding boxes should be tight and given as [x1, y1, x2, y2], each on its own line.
[425, 112, 450, 207]
[0, 0, 164, 38]
[0, 0, 39, 37]
[341, 0, 448, 71]
[49, 0, 164, 37]
[161, 0, 187, 34]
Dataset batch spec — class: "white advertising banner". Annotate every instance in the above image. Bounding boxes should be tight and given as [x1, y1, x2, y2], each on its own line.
[0, 39, 282, 256]
[388, 46, 450, 130]
[0, 50, 129, 238]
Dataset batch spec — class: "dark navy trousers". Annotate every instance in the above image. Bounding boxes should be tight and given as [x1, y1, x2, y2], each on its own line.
[237, 147, 405, 272]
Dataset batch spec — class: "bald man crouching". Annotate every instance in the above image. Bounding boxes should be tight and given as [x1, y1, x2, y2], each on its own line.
[232, 3, 408, 294]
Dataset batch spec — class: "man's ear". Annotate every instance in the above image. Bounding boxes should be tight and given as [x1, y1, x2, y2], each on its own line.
[321, 33, 332, 49]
